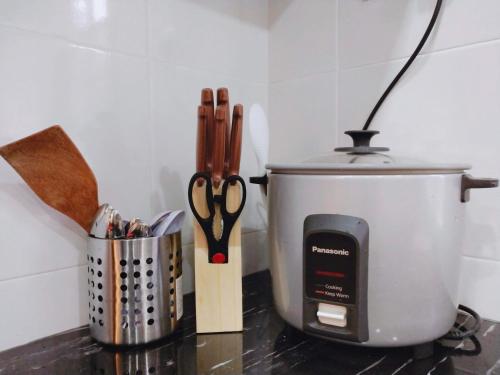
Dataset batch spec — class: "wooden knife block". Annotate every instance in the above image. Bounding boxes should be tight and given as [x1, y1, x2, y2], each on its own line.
[192, 182, 243, 333]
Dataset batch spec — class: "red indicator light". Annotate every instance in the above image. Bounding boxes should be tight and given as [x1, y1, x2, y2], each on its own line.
[316, 270, 345, 278]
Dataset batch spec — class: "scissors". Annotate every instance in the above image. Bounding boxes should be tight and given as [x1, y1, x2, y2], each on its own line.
[188, 172, 246, 264]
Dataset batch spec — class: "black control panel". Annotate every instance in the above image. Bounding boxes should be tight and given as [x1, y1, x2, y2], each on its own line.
[303, 214, 369, 343]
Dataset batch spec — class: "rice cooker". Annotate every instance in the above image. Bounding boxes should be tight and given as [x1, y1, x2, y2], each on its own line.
[251, 130, 498, 349]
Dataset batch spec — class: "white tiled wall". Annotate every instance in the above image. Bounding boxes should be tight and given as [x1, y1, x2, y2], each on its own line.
[337, 0, 500, 321]
[268, 0, 338, 163]
[0, 0, 268, 351]
[2, 0, 500, 352]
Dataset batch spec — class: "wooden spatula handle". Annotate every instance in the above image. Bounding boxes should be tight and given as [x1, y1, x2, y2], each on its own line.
[228, 104, 243, 178]
[213, 106, 226, 189]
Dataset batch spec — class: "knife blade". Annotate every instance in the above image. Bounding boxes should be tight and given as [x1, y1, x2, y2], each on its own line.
[201, 88, 215, 172]
[216, 88, 231, 176]
[228, 104, 243, 178]
[196, 105, 208, 186]
[212, 105, 226, 189]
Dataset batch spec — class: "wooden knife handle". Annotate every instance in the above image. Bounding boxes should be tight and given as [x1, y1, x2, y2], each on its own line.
[228, 104, 243, 178]
[213, 105, 226, 188]
[201, 88, 214, 172]
[196, 106, 208, 185]
[217, 88, 231, 175]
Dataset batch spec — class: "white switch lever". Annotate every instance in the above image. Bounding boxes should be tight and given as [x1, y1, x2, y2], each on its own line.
[317, 303, 347, 327]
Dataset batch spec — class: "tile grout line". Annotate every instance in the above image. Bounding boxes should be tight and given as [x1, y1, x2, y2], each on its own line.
[340, 36, 500, 73]
[0, 22, 268, 86]
[462, 255, 500, 264]
[0, 230, 267, 284]
[145, 0, 156, 221]
[334, 0, 340, 148]
[268, 68, 338, 85]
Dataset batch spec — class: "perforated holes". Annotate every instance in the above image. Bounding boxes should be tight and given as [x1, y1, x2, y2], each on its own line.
[146, 270, 153, 277]
[98, 307, 103, 314]
[99, 320, 104, 326]
[169, 265, 174, 271]
[121, 285, 127, 292]
[147, 282, 154, 289]
[98, 295, 103, 302]
[134, 308, 141, 314]
[169, 277, 174, 283]
[133, 259, 140, 266]
[120, 272, 127, 279]
[97, 283, 103, 289]
[97, 271, 102, 277]
[92, 316, 96, 323]
[146, 258, 153, 264]
[120, 259, 127, 267]
[92, 293, 95, 300]
[91, 269, 95, 275]
[170, 313, 174, 318]
[169, 253, 173, 260]
[134, 284, 140, 290]
[134, 271, 140, 278]
[147, 319, 154, 326]
[121, 297, 128, 304]
[122, 320, 129, 329]
[147, 307, 154, 313]
[97, 258, 102, 265]
[91, 281, 95, 288]
[169, 288, 174, 295]
[91, 257, 94, 263]
[147, 295, 153, 301]
[92, 305, 96, 312]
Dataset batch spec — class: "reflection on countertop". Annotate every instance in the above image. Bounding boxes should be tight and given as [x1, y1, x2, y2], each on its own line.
[0, 271, 498, 374]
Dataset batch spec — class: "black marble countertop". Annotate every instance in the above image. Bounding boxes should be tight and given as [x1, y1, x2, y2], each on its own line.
[1, 271, 499, 375]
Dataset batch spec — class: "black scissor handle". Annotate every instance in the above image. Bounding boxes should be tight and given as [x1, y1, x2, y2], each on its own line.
[188, 172, 216, 226]
[188, 172, 246, 264]
[220, 175, 246, 219]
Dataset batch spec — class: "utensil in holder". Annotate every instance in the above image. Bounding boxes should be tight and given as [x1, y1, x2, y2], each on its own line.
[86, 232, 183, 346]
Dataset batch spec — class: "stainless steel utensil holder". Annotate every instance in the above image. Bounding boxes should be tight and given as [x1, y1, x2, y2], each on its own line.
[86, 232, 183, 346]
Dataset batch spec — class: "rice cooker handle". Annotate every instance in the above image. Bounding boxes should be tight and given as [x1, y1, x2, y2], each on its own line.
[461, 174, 499, 202]
[249, 174, 268, 196]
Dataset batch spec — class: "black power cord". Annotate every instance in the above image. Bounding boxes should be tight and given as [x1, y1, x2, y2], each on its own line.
[441, 304, 481, 341]
[362, 0, 443, 130]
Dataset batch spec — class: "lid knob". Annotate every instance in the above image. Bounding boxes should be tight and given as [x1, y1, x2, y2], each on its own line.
[334, 130, 390, 154]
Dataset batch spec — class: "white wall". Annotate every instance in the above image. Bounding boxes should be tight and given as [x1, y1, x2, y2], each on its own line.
[337, 0, 500, 321]
[0, 0, 268, 351]
[268, 0, 338, 162]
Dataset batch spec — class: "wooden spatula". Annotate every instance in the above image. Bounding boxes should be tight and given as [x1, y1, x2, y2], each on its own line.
[0, 125, 99, 233]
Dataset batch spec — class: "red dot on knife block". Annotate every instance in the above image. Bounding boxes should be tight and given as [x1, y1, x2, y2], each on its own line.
[212, 253, 226, 264]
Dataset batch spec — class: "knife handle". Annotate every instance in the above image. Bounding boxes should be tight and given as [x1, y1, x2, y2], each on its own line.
[228, 104, 243, 179]
[196, 106, 208, 186]
[217, 88, 231, 175]
[213, 105, 226, 189]
[201, 88, 214, 172]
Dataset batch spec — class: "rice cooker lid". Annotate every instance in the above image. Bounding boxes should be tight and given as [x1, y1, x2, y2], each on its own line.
[266, 130, 471, 175]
